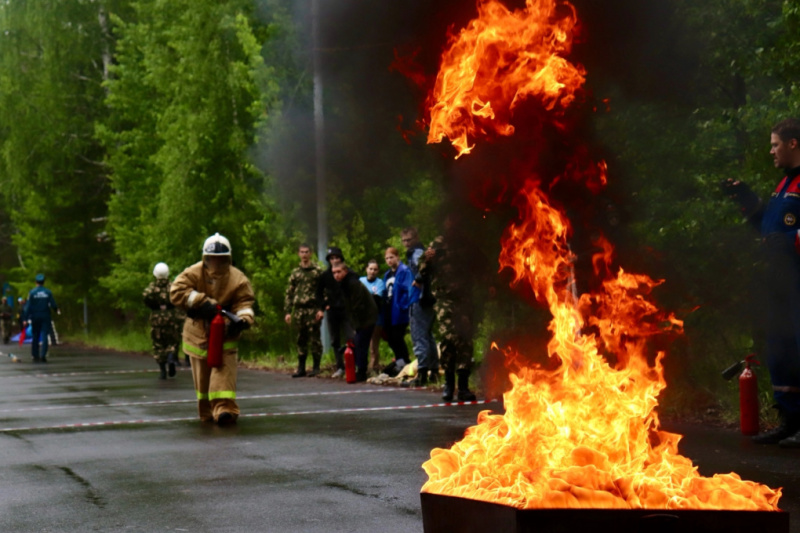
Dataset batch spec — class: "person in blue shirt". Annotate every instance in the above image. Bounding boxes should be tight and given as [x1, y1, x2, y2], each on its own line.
[724, 118, 800, 446]
[360, 259, 385, 374]
[383, 247, 412, 373]
[22, 274, 60, 363]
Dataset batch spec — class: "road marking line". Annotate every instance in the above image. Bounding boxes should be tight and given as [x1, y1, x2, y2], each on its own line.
[0, 368, 170, 378]
[0, 388, 404, 413]
[0, 399, 499, 433]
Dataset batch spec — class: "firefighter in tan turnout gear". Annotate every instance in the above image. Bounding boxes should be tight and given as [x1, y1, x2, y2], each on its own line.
[170, 233, 255, 425]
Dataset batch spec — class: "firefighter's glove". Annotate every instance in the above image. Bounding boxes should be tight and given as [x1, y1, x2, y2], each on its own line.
[187, 300, 217, 320]
[720, 179, 761, 217]
[226, 318, 250, 338]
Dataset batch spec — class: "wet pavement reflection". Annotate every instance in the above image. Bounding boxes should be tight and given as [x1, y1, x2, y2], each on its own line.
[0, 344, 797, 532]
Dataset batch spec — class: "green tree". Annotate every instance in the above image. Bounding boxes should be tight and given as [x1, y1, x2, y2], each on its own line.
[0, 0, 124, 325]
[99, 0, 281, 314]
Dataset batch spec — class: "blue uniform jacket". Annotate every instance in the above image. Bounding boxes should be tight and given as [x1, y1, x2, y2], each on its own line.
[759, 173, 800, 240]
[24, 286, 58, 321]
[384, 262, 412, 326]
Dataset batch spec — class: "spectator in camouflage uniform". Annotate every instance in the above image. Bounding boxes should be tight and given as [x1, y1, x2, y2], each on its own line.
[144, 262, 182, 379]
[285, 244, 323, 377]
[0, 297, 12, 344]
[418, 218, 477, 402]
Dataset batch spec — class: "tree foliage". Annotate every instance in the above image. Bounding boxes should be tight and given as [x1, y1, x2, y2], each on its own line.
[98, 0, 281, 312]
[0, 0, 121, 321]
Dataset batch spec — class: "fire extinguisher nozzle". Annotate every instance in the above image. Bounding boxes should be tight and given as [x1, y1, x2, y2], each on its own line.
[722, 360, 745, 381]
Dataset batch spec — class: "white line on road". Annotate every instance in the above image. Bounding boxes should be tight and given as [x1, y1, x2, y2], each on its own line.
[0, 367, 169, 378]
[0, 399, 500, 433]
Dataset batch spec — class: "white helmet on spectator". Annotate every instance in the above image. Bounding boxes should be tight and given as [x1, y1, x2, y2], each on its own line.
[153, 262, 169, 279]
[202, 233, 232, 256]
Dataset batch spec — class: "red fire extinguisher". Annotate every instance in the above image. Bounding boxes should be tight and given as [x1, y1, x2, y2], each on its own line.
[207, 305, 225, 369]
[739, 354, 760, 436]
[344, 340, 356, 384]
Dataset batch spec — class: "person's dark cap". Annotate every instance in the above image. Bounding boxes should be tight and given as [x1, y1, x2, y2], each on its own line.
[34, 274, 45, 283]
[326, 246, 345, 262]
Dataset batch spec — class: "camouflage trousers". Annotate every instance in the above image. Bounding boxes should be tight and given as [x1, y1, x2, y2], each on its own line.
[0, 319, 11, 343]
[435, 297, 473, 372]
[294, 308, 322, 358]
[151, 326, 181, 364]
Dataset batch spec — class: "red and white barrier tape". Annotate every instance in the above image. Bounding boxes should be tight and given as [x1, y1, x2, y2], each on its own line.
[0, 388, 404, 413]
[0, 399, 499, 433]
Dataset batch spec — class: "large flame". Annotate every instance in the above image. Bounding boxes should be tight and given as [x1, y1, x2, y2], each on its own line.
[426, 0, 584, 158]
[421, 0, 781, 511]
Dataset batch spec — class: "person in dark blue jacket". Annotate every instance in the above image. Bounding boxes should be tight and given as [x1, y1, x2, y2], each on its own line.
[383, 247, 412, 372]
[724, 118, 800, 446]
[22, 274, 60, 363]
[403, 227, 439, 386]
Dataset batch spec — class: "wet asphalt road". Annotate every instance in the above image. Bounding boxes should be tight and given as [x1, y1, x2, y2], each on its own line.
[0, 344, 485, 533]
[0, 344, 798, 532]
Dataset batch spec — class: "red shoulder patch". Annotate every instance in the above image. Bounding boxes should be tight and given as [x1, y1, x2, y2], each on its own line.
[787, 176, 800, 194]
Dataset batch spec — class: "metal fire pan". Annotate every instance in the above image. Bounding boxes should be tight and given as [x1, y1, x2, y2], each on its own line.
[421, 492, 790, 533]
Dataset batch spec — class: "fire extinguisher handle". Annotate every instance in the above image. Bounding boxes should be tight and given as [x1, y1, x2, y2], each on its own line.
[745, 353, 760, 367]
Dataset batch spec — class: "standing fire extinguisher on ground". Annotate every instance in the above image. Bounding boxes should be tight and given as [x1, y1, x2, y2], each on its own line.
[344, 340, 356, 384]
[723, 354, 760, 436]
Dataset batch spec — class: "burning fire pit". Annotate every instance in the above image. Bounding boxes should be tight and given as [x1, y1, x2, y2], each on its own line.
[421, 493, 789, 533]
[413, 0, 787, 526]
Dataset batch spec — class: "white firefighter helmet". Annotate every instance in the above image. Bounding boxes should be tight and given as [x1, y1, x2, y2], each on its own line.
[202, 233, 232, 256]
[153, 262, 169, 279]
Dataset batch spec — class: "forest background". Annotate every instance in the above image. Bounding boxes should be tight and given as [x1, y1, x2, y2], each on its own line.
[0, 0, 797, 421]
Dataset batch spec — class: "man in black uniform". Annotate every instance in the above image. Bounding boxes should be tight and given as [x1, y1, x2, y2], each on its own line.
[316, 247, 353, 378]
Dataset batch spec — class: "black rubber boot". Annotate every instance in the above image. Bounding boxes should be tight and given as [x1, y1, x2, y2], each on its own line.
[217, 412, 236, 426]
[292, 355, 307, 378]
[442, 370, 455, 402]
[753, 411, 800, 444]
[168, 362, 176, 378]
[779, 428, 800, 448]
[456, 369, 476, 402]
[158, 362, 167, 380]
[308, 354, 321, 377]
[415, 368, 428, 386]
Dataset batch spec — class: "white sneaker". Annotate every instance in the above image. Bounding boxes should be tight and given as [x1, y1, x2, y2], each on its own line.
[331, 369, 344, 378]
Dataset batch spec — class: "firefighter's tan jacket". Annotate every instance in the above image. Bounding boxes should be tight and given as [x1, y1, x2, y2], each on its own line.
[169, 260, 255, 359]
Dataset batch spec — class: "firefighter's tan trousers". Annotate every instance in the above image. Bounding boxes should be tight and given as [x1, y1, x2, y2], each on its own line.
[190, 351, 239, 422]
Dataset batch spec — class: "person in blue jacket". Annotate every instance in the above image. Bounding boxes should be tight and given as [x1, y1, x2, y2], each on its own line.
[383, 247, 412, 373]
[22, 274, 60, 363]
[724, 118, 800, 446]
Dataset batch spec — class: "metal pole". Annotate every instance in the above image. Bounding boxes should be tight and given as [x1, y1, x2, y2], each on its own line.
[83, 294, 88, 337]
[312, 0, 331, 353]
